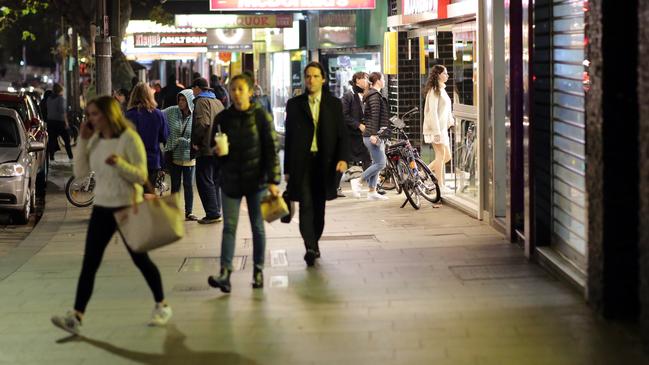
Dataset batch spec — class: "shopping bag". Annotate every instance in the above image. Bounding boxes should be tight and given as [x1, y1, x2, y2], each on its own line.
[114, 193, 185, 253]
[260, 193, 289, 223]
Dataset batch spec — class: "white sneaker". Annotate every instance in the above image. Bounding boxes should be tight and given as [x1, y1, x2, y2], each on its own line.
[51, 311, 81, 336]
[367, 192, 388, 201]
[149, 304, 173, 326]
[350, 178, 362, 198]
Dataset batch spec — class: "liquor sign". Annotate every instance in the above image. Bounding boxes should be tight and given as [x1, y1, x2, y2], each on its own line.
[175, 14, 293, 29]
[403, 0, 436, 16]
[134, 33, 208, 48]
[209, 0, 375, 11]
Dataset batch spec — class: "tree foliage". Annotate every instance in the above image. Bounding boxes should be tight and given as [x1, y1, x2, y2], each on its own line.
[0, 0, 49, 40]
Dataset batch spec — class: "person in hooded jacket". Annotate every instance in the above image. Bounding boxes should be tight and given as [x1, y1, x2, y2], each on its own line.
[206, 74, 281, 293]
[163, 89, 198, 221]
[190, 78, 225, 224]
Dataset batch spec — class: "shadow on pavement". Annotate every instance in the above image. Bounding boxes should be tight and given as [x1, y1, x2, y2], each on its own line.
[56, 324, 258, 365]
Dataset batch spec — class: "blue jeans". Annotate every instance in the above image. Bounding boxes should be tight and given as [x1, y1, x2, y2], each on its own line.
[361, 137, 386, 189]
[220, 189, 267, 271]
[169, 164, 195, 215]
[195, 156, 222, 218]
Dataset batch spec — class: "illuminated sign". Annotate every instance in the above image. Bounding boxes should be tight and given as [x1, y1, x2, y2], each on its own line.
[403, 0, 437, 16]
[209, 0, 375, 11]
[175, 14, 293, 28]
[207, 29, 253, 51]
[134, 33, 207, 48]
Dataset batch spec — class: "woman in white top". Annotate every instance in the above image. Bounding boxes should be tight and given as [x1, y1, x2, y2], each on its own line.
[422, 65, 453, 190]
[51, 96, 172, 336]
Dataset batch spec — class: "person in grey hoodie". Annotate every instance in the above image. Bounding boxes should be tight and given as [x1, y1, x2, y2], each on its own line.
[163, 89, 198, 221]
[190, 78, 225, 224]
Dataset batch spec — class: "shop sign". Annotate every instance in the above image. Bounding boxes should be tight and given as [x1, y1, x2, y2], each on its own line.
[209, 0, 376, 11]
[403, 0, 436, 16]
[175, 14, 293, 29]
[207, 29, 253, 51]
[134, 33, 207, 48]
[319, 12, 356, 27]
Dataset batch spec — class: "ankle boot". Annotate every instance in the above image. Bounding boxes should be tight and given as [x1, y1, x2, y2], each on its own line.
[252, 266, 264, 289]
[208, 268, 232, 293]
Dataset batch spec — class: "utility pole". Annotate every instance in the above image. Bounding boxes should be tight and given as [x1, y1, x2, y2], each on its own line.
[95, 0, 111, 96]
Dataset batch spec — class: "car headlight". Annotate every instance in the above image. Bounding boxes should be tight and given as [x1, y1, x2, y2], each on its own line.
[0, 163, 25, 177]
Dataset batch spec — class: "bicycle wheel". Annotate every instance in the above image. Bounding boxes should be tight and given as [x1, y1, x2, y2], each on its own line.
[378, 166, 396, 191]
[415, 159, 441, 203]
[396, 159, 420, 210]
[65, 175, 95, 207]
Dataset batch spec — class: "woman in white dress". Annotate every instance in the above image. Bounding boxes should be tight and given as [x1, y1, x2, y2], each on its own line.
[422, 65, 453, 191]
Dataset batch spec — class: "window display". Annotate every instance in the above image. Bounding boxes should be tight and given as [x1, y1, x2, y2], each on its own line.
[322, 53, 381, 98]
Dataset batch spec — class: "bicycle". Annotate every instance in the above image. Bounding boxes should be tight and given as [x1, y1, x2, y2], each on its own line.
[65, 172, 96, 207]
[378, 107, 441, 209]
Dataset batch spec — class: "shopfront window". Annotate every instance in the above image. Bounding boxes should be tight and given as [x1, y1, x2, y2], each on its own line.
[271, 50, 307, 134]
[450, 118, 479, 201]
[452, 27, 477, 106]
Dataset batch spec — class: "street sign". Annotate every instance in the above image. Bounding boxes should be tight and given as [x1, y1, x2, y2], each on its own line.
[175, 14, 294, 28]
[134, 33, 208, 48]
[209, 0, 375, 11]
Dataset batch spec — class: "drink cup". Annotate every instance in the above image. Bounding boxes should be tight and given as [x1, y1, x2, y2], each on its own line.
[214, 132, 229, 156]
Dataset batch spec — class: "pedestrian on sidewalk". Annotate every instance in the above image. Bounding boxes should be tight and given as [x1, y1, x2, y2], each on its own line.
[163, 89, 198, 221]
[357, 72, 390, 201]
[284, 62, 349, 266]
[51, 96, 172, 336]
[341, 71, 372, 198]
[160, 74, 183, 109]
[423, 65, 453, 194]
[190, 77, 225, 224]
[206, 74, 281, 293]
[46, 83, 74, 161]
[126, 82, 169, 191]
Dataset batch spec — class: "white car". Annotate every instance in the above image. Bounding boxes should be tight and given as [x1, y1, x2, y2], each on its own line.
[0, 107, 45, 223]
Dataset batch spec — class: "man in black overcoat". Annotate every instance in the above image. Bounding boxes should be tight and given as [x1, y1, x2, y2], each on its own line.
[284, 62, 350, 266]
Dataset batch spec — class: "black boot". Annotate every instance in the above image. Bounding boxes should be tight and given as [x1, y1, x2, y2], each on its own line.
[304, 249, 317, 267]
[208, 268, 232, 293]
[252, 266, 264, 289]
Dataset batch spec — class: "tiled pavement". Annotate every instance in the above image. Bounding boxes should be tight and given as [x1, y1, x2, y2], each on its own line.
[0, 163, 647, 365]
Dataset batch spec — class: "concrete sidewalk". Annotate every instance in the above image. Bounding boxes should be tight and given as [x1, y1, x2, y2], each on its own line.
[0, 163, 646, 365]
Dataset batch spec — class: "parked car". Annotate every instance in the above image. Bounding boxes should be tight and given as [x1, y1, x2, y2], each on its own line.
[0, 107, 45, 223]
[0, 92, 48, 194]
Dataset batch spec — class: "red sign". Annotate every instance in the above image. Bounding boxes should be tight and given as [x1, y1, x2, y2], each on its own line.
[210, 0, 375, 11]
[134, 33, 208, 48]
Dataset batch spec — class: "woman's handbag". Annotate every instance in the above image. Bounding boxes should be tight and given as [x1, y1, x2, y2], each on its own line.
[280, 191, 294, 224]
[260, 193, 289, 223]
[114, 193, 185, 253]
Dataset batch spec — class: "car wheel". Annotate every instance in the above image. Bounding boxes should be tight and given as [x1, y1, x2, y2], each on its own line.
[13, 191, 31, 225]
[36, 160, 48, 196]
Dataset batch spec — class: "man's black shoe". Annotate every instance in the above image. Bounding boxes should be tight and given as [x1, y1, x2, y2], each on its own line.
[252, 267, 264, 289]
[377, 187, 386, 195]
[304, 250, 317, 267]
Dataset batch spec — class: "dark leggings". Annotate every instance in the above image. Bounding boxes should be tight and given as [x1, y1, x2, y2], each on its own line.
[74, 206, 165, 313]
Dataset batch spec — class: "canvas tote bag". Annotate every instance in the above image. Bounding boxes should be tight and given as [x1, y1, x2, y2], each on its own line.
[114, 185, 185, 253]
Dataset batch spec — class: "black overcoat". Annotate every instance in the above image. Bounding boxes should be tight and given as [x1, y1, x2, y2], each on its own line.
[284, 91, 349, 201]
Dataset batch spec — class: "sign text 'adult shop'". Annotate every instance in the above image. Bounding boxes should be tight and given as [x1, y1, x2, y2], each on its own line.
[209, 0, 375, 11]
[134, 33, 208, 48]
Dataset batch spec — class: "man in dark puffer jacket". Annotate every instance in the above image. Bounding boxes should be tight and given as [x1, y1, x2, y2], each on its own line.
[207, 74, 281, 293]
